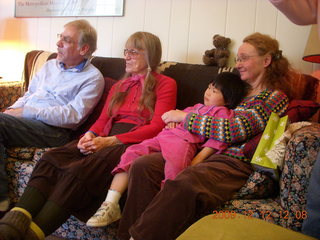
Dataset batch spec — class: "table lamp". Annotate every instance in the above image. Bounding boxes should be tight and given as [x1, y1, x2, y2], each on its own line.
[303, 24, 320, 64]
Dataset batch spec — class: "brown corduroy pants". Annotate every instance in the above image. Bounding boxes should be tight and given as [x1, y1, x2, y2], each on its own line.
[117, 153, 253, 240]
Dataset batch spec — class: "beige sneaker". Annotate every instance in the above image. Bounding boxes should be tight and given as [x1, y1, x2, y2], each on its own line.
[86, 201, 121, 227]
[0, 198, 9, 212]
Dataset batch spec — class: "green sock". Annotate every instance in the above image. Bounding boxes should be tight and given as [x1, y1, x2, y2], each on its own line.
[33, 201, 70, 236]
[16, 186, 46, 218]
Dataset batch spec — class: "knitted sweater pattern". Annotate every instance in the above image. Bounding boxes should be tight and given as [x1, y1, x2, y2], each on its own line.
[184, 90, 289, 162]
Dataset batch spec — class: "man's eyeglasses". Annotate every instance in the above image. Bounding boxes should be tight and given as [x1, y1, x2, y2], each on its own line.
[57, 34, 74, 44]
[124, 49, 141, 58]
[234, 55, 258, 63]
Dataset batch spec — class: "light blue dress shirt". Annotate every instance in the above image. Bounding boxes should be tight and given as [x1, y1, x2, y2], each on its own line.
[10, 59, 105, 130]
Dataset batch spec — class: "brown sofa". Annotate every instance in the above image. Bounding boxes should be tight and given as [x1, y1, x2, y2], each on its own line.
[2, 50, 320, 240]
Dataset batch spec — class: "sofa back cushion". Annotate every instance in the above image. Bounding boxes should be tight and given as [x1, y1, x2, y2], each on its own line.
[23, 51, 319, 144]
[159, 62, 237, 109]
[91, 56, 126, 80]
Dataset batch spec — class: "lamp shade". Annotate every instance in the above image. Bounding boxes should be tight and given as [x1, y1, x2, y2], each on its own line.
[303, 24, 320, 63]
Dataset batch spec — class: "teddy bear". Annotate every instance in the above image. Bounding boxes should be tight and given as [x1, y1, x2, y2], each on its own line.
[202, 34, 231, 68]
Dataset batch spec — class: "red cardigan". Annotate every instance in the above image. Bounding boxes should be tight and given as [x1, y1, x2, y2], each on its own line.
[89, 72, 177, 144]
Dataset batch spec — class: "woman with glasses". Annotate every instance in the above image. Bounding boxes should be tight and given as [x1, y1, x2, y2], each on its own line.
[0, 31, 177, 240]
[118, 32, 298, 240]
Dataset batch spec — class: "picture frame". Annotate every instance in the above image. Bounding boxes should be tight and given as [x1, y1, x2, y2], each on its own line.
[15, 0, 125, 17]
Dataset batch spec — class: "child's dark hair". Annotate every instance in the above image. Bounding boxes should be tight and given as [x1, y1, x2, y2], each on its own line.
[211, 72, 249, 109]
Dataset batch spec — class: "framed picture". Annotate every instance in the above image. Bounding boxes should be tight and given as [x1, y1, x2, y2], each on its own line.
[15, 0, 125, 17]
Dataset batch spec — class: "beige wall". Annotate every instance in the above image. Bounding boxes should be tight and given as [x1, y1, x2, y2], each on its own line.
[0, 0, 317, 81]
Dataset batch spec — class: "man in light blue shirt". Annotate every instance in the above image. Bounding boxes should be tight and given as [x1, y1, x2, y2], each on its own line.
[0, 19, 104, 211]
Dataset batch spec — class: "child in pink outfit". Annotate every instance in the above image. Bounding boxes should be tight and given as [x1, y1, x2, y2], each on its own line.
[86, 72, 249, 228]
[114, 104, 232, 182]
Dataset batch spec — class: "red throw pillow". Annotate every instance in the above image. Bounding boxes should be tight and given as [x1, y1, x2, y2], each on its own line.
[285, 100, 320, 123]
[243, 133, 262, 160]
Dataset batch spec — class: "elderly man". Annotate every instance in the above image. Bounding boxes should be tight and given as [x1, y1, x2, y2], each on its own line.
[0, 19, 104, 211]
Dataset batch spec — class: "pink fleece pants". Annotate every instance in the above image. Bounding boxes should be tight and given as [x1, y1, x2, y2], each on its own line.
[113, 130, 198, 182]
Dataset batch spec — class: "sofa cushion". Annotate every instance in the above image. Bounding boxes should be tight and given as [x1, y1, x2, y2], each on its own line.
[177, 212, 315, 240]
[279, 123, 320, 231]
[233, 171, 278, 200]
[222, 198, 283, 225]
[6, 147, 37, 161]
[285, 100, 320, 123]
[6, 148, 49, 203]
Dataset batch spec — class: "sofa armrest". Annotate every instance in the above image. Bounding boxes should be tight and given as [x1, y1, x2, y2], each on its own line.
[279, 123, 320, 230]
[0, 81, 24, 112]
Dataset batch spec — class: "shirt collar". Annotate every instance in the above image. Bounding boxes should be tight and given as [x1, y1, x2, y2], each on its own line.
[58, 59, 88, 72]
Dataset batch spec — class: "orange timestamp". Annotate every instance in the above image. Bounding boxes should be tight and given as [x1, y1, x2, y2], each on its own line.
[212, 210, 308, 220]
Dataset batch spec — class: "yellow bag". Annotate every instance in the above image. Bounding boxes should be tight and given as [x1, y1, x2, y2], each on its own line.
[251, 112, 288, 180]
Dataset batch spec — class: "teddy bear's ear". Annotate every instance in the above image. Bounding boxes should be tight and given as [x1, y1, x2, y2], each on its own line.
[213, 34, 220, 39]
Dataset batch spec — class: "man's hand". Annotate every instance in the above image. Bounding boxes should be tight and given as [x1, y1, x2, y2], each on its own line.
[4, 108, 23, 117]
[161, 110, 187, 124]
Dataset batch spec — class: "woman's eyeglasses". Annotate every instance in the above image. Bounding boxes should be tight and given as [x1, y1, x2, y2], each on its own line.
[234, 55, 258, 63]
[124, 49, 141, 58]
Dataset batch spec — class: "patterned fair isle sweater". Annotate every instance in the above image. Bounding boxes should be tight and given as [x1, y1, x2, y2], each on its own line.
[183, 90, 289, 162]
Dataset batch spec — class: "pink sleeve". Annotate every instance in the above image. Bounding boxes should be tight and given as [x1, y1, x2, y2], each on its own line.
[116, 75, 177, 143]
[269, 0, 317, 25]
[182, 104, 200, 113]
[201, 106, 234, 152]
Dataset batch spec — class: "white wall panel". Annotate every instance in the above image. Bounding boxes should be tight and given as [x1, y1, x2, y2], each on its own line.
[255, 0, 278, 36]
[95, 17, 115, 56]
[37, 18, 53, 52]
[144, 0, 172, 62]
[166, 0, 191, 63]
[25, 19, 38, 50]
[188, 0, 228, 64]
[110, 0, 146, 58]
[0, 0, 316, 74]
[227, 0, 257, 52]
[275, 12, 312, 73]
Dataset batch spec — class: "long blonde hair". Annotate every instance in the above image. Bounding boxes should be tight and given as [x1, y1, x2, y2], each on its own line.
[243, 32, 297, 100]
[107, 32, 162, 118]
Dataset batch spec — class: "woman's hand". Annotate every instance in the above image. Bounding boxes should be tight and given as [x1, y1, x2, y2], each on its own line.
[161, 110, 187, 124]
[77, 131, 96, 155]
[78, 135, 121, 155]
